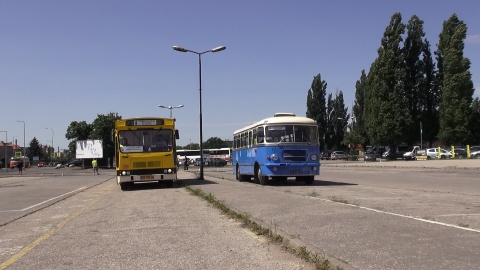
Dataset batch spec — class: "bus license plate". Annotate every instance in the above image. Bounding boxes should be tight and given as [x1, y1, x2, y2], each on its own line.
[140, 175, 154, 180]
[290, 170, 301, 174]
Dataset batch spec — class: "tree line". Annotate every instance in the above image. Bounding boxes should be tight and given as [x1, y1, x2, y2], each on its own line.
[306, 13, 478, 157]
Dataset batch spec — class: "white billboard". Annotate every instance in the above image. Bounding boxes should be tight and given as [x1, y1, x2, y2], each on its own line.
[76, 140, 103, 159]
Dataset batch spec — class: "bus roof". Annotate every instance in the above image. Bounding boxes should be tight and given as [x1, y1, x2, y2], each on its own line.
[233, 113, 317, 134]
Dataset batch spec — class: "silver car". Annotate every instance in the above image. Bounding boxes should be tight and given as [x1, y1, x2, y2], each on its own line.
[331, 151, 348, 160]
[426, 148, 451, 159]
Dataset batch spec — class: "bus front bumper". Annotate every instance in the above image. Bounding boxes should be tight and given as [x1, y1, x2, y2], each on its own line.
[117, 173, 177, 184]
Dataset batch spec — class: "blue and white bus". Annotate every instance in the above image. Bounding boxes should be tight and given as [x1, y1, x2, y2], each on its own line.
[232, 112, 320, 185]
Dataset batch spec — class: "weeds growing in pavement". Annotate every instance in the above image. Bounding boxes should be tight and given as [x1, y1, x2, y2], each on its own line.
[185, 186, 343, 270]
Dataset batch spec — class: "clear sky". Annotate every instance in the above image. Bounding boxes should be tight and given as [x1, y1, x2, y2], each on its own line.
[1, 0, 479, 150]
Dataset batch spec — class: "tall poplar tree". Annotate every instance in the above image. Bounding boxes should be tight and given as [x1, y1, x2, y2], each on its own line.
[306, 74, 327, 150]
[345, 70, 369, 151]
[418, 39, 440, 147]
[437, 14, 474, 145]
[404, 15, 426, 145]
[364, 13, 411, 153]
[332, 90, 349, 150]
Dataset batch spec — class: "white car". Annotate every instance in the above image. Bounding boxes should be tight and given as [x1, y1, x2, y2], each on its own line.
[470, 150, 480, 159]
[426, 148, 452, 159]
[331, 151, 348, 160]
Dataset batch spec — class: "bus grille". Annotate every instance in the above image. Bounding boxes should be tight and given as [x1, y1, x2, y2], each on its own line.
[282, 149, 307, 162]
[133, 161, 161, 169]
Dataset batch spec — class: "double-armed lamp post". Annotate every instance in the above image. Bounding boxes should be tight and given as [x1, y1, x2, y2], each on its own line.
[172, 45, 226, 180]
[158, 105, 184, 118]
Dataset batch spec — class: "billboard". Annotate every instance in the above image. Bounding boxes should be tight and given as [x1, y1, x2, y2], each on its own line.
[76, 140, 103, 159]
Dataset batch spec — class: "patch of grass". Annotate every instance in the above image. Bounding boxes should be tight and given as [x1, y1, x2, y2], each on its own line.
[458, 223, 469, 228]
[328, 196, 350, 204]
[185, 186, 343, 270]
[307, 191, 319, 197]
[422, 216, 435, 221]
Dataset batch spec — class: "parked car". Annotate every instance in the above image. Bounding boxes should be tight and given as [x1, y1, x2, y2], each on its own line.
[426, 148, 452, 159]
[210, 158, 227, 167]
[470, 150, 480, 159]
[37, 162, 45, 167]
[68, 159, 83, 167]
[403, 146, 420, 160]
[364, 151, 377, 161]
[331, 151, 347, 160]
[320, 151, 331, 160]
[451, 148, 467, 158]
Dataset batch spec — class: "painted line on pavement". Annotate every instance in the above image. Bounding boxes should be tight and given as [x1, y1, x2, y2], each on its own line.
[310, 196, 480, 233]
[0, 187, 87, 212]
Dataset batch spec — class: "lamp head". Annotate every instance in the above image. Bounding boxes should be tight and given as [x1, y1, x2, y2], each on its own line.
[172, 46, 188, 52]
[211, 46, 226, 52]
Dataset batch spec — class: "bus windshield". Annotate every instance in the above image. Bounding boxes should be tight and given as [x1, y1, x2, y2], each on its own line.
[119, 129, 173, 153]
[262, 125, 318, 143]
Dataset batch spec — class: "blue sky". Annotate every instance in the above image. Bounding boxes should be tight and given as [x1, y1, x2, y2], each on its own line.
[1, 0, 479, 150]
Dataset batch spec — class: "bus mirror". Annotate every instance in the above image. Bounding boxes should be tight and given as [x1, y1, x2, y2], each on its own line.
[175, 130, 180, 139]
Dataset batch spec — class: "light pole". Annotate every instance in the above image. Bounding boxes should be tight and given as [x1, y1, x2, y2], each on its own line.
[0, 131, 7, 169]
[172, 45, 226, 180]
[158, 104, 184, 118]
[17, 120, 25, 157]
[45, 128, 54, 163]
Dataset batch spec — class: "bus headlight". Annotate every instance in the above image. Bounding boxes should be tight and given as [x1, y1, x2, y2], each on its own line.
[122, 171, 126, 176]
[311, 154, 318, 161]
[271, 154, 279, 161]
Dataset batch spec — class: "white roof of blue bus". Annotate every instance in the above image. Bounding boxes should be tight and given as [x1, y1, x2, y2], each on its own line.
[233, 113, 317, 134]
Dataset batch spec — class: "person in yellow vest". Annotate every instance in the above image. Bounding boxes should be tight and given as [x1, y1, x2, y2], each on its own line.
[92, 159, 99, 175]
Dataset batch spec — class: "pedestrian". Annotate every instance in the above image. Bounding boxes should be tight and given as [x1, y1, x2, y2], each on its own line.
[92, 159, 99, 175]
[17, 160, 24, 175]
[184, 155, 189, 170]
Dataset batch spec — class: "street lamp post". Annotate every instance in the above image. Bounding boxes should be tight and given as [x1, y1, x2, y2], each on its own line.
[17, 120, 25, 157]
[158, 105, 184, 118]
[45, 128, 54, 163]
[172, 45, 226, 180]
[0, 131, 7, 169]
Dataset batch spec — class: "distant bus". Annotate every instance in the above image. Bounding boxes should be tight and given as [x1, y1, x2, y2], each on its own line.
[9, 157, 31, 169]
[232, 112, 320, 185]
[209, 148, 232, 162]
[114, 117, 179, 190]
[176, 149, 210, 163]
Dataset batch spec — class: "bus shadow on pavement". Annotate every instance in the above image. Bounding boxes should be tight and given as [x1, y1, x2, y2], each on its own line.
[266, 179, 357, 187]
[180, 179, 218, 186]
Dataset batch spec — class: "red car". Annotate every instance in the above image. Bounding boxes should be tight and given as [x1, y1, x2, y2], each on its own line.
[37, 162, 46, 167]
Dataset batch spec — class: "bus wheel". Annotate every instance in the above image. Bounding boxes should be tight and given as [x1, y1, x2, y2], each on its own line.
[304, 176, 315, 185]
[257, 167, 268, 185]
[120, 183, 128, 191]
[236, 166, 242, 181]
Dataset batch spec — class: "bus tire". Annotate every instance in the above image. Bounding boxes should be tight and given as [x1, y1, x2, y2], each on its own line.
[257, 167, 268, 185]
[304, 176, 315, 185]
[120, 183, 128, 191]
[236, 166, 242, 181]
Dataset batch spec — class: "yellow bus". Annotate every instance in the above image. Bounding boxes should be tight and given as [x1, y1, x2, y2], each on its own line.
[114, 117, 179, 190]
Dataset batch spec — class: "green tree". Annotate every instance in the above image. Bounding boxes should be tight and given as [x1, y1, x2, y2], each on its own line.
[90, 112, 121, 166]
[326, 93, 335, 150]
[345, 70, 369, 151]
[306, 74, 327, 150]
[437, 14, 475, 145]
[28, 137, 44, 161]
[332, 90, 349, 150]
[418, 39, 440, 147]
[404, 15, 426, 145]
[203, 137, 229, 149]
[470, 98, 480, 144]
[364, 13, 411, 154]
[66, 120, 92, 154]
